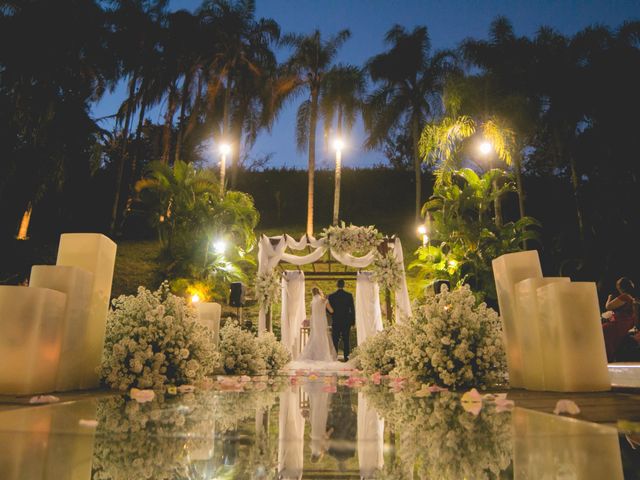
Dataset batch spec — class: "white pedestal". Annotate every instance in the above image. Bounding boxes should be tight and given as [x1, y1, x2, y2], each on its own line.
[195, 302, 222, 345]
[515, 277, 570, 391]
[513, 408, 623, 479]
[492, 250, 543, 388]
[0, 286, 67, 395]
[537, 282, 610, 392]
[30, 265, 94, 392]
[56, 233, 117, 389]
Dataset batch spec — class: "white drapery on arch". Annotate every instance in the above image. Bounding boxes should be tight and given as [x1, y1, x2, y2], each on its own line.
[257, 233, 412, 335]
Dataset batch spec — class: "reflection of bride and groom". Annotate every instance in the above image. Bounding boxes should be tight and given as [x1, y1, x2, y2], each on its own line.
[283, 272, 384, 369]
[278, 384, 384, 479]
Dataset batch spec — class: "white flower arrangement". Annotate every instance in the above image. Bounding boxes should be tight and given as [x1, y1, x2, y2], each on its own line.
[219, 321, 265, 374]
[321, 222, 382, 255]
[356, 285, 506, 389]
[371, 251, 403, 292]
[255, 269, 281, 309]
[256, 331, 291, 373]
[101, 282, 220, 391]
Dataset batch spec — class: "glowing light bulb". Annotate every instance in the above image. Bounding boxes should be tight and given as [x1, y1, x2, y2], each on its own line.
[191, 294, 200, 303]
[219, 143, 231, 155]
[479, 141, 492, 155]
[213, 239, 226, 254]
[333, 138, 344, 151]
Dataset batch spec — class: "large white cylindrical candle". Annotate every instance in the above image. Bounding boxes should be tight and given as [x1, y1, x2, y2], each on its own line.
[29, 265, 94, 392]
[195, 302, 222, 345]
[0, 286, 67, 395]
[56, 233, 117, 389]
[492, 250, 543, 388]
[515, 277, 570, 391]
[537, 282, 610, 392]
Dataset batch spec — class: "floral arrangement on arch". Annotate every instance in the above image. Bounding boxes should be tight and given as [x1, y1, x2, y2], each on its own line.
[371, 251, 404, 292]
[254, 269, 281, 309]
[356, 284, 506, 389]
[101, 282, 220, 391]
[321, 222, 382, 255]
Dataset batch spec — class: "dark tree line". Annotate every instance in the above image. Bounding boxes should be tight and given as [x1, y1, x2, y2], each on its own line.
[1, 1, 640, 292]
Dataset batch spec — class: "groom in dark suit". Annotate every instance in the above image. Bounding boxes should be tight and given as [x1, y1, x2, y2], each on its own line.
[328, 279, 355, 361]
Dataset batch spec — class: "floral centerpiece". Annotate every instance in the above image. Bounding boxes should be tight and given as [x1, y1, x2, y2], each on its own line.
[356, 284, 506, 389]
[321, 222, 382, 255]
[101, 282, 220, 391]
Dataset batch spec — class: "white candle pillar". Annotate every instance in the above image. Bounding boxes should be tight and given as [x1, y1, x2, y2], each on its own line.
[515, 277, 570, 391]
[0, 286, 67, 395]
[29, 265, 94, 392]
[492, 250, 543, 388]
[536, 282, 610, 392]
[513, 408, 623, 479]
[195, 302, 222, 345]
[56, 233, 117, 389]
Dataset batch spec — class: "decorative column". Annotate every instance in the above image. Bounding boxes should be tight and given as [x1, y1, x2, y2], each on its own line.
[29, 265, 94, 391]
[0, 286, 67, 395]
[536, 282, 610, 392]
[492, 250, 543, 388]
[56, 233, 117, 389]
[195, 302, 222, 345]
[514, 277, 569, 391]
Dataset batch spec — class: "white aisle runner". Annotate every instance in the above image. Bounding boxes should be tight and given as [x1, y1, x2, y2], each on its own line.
[355, 271, 383, 344]
[281, 271, 305, 360]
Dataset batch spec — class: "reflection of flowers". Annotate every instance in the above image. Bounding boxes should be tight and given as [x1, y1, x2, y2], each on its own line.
[255, 270, 281, 309]
[101, 282, 220, 391]
[365, 388, 512, 479]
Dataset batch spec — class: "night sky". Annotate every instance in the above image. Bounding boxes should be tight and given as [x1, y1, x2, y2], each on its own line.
[92, 0, 640, 169]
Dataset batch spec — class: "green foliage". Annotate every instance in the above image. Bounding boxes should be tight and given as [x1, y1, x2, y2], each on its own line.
[410, 168, 540, 301]
[136, 160, 259, 301]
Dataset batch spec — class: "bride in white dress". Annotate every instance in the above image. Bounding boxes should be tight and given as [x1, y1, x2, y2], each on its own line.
[298, 288, 337, 362]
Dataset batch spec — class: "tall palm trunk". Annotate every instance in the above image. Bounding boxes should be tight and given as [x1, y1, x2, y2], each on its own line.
[332, 109, 343, 225]
[110, 74, 138, 234]
[307, 87, 319, 236]
[493, 177, 503, 228]
[174, 72, 192, 164]
[161, 83, 178, 164]
[568, 155, 584, 242]
[411, 115, 422, 224]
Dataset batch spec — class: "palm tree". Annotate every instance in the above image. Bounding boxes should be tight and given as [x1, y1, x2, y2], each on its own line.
[198, 0, 279, 189]
[364, 25, 458, 223]
[282, 29, 351, 235]
[320, 64, 365, 224]
[419, 115, 516, 227]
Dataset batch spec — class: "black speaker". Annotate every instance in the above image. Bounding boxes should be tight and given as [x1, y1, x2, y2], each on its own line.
[433, 279, 450, 294]
[229, 282, 246, 307]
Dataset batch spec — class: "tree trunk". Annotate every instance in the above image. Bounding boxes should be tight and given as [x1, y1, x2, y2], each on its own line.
[174, 72, 192, 164]
[411, 116, 422, 224]
[230, 122, 242, 188]
[332, 110, 343, 225]
[161, 83, 178, 165]
[16, 202, 33, 240]
[110, 74, 137, 234]
[306, 88, 319, 236]
[493, 177, 503, 228]
[568, 155, 585, 242]
[513, 149, 527, 247]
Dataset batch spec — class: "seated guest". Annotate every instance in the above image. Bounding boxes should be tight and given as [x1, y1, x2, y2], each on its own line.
[603, 277, 638, 361]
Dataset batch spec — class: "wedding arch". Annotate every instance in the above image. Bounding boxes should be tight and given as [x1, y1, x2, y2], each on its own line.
[255, 225, 412, 350]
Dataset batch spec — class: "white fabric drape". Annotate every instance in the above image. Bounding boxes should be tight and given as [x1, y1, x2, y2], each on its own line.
[278, 388, 305, 480]
[357, 392, 384, 479]
[282, 247, 327, 265]
[281, 270, 305, 359]
[329, 249, 376, 268]
[393, 237, 412, 323]
[355, 271, 383, 344]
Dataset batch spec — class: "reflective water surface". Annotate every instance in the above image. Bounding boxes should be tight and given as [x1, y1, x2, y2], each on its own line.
[0, 375, 636, 479]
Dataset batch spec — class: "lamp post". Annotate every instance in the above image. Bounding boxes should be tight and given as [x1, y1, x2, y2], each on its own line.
[478, 140, 502, 227]
[332, 138, 344, 225]
[417, 224, 429, 247]
[219, 143, 231, 196]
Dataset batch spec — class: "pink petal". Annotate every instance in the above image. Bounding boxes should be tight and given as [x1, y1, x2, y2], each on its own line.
[177, 385, 196, 393]
[462, 401, 483, 416]
[322, 385, 337, 393]
[553, 399, 581, 416]
[427, 385, 448, 393]
[79, 419, 98, 428]
[28, 395, 60, 404]
[130, 388, 155, 403]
